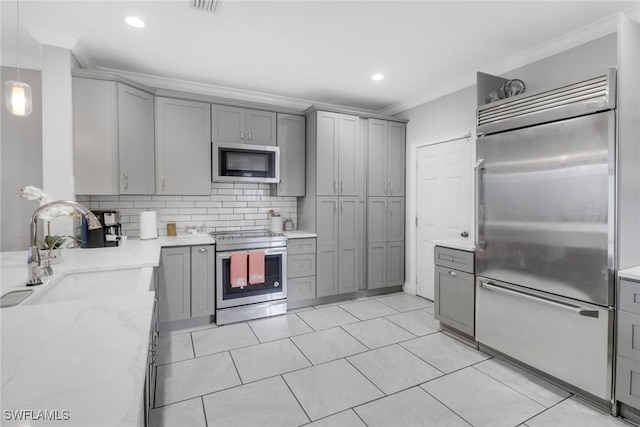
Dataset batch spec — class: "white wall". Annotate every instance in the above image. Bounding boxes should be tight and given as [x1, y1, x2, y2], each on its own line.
[0, 67, 43, 251]
[397, 33, 618, 295]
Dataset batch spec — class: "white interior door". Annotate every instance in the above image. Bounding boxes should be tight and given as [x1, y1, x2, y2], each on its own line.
[416, 137, 472, 300]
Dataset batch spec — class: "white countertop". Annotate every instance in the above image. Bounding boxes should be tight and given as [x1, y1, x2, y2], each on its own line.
[283, 230, 317, 239]
[620, 266, 640, 282]
[0, 235, 214, 426]
[432, 238, 476, 252]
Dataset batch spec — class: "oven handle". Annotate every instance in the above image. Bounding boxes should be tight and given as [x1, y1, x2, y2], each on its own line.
[216, 248, 287, 258]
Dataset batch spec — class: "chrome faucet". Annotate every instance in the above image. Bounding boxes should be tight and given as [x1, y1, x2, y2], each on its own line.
[27, 200, 102, 286]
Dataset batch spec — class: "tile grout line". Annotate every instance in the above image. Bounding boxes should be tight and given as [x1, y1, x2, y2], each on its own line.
[288, 337, 315, 367]
[520, 394, 574, 426]
[227, 350, 244, 384]
[279, 374, 313, 425]
[200, 396, 209, 427]
[293, 311, 317, 333]
[343, 356, 387, 397]
[419, 387, 475, 427]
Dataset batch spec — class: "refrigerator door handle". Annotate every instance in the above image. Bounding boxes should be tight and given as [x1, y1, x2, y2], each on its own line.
[474, 158, 485, 251]
[480, 281, 599, 318]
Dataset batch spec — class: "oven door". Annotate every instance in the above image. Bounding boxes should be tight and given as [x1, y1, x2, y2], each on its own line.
[216, 247, 287, 309]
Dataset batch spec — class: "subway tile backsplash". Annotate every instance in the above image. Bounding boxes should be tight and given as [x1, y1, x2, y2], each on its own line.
[76, 183, 297, 237]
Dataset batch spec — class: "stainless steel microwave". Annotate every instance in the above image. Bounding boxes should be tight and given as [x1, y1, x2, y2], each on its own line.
[212, 143, 280, 183]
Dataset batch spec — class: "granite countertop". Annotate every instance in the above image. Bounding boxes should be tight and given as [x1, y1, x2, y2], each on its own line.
[283, 230, 317, 239]
[0, 234, 215, 426]
[432, 238, 476, 252]
[619, 266, 640, 282]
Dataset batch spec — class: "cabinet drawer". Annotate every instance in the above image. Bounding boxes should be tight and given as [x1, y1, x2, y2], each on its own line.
[619, 310, 640, 362]
[620, 279, 640, 315]
[434, 266, 474, 336]
[288, 276, 316, 301]
[288, 254, 316, 278]
[434, 246, 474, 274]
[616, 355, 640, 409]
[288, 238, 316, 255]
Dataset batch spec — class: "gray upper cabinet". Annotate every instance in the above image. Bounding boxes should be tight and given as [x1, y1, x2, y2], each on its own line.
[274, 114, 305, 197]
[387, 198, 405, 241]
[190, 245, 216, 318]
[73, 78, 155, 195]
[367, 119, 406, 197]
[316, 111, 361, 197]
[118, 84, 156, 195]
[367, 197, 387, 243]
[316, 197, 339, 247]
[155, 97, 211, 195]
[211, 104, 276, 146]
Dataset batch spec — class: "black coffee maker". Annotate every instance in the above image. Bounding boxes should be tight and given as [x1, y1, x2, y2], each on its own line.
[82, 210, 122, 248]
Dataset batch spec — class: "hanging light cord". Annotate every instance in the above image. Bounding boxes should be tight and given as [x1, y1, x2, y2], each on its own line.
[16, 0, 21, 81]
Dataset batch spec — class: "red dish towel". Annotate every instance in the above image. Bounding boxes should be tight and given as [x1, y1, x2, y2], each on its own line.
[248, 250, 266, 285]
[230, 251, 248, 288]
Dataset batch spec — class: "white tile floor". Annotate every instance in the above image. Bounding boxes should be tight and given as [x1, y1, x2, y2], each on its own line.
[150, 292, 633, 427]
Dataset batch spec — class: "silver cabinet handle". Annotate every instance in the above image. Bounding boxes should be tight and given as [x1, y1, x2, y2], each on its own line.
[474, 158, 485, 251]
[248, 132, 252, 141]
[383, 181, 387, 195]
[199, 248, 207, 253]
[123, 172, 128, 190]
[161, 176, 165, 191]
[480, 281, 599, 318]
[449, 271, 457, 277]
[240, 131, 245, 140]
[340, 200, 344, 213]
[340, 180, 344, 194]
[334, 201, 338, 213]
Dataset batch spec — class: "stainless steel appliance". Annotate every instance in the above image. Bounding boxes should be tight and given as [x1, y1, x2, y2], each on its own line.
[212, 143, 280, 183]
[211, 229, 287, 325]
[475, 69, 616, 403]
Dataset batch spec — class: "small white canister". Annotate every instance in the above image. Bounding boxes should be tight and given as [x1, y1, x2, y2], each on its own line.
[270, 216, 283, 233]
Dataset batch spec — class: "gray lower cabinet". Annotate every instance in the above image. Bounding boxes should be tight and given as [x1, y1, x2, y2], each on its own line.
[367, 241, 404, 290]
[316, 246, 339, 297]
[288, 238, 317, 301]
[367, 196, 404, 289]
[158, 245, 215, 326]
[616, 278, 640, 409]
[433, 246, 475, 337]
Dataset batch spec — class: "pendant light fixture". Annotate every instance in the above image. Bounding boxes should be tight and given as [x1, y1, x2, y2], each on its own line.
[5, 0, 32, 117]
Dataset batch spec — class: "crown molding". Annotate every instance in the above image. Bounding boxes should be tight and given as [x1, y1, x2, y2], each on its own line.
[382, 7, 633, 116]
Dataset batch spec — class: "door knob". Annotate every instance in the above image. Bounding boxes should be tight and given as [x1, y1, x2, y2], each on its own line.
[460, 231, 469, 238]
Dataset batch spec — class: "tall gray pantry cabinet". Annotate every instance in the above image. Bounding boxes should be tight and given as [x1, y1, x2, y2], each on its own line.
[367, 119, 406, 289]
[298, 111, 367, 297]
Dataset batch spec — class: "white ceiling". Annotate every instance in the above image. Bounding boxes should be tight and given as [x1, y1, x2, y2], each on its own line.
[1, 1, 637, 113]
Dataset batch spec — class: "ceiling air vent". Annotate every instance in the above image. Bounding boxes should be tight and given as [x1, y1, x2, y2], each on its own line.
[190, 0, 219, 13]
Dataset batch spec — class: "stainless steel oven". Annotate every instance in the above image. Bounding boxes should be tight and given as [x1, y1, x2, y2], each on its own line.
[211, 230, 287, 325]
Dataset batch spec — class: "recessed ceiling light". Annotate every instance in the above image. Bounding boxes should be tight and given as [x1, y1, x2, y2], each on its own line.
[125, 16, 145, 28]
[371, 74, 385, 81]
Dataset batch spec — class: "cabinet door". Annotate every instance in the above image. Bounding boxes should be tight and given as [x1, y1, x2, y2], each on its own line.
[211, 104, 245, 144]
[338, 244, 359, 294]
[338, 197, 359, 246]
[367, 242, 387, 289]
[367, 119, 388, 196]
[156, 98, 211, 195]
[118, 83, 155, 194]
[387, 241, 405, 287]
[316, 197, 339, 247]
[387, 197, 405, 242]
[276, 114, 305, 196]
[158, 247, 191, 323]
[434, 265, 474, 336]
[367, 197, 387, 243]
[337, 114, 360, 196]
[316, 246, 339, 297]
[357, 198, 366, 290]
[191, 245, 216, 318]
[73, 78, 118, 195]
[246, 109, 277, 146]
[316, 112, 339, 196]
[387, 122, 406, 196]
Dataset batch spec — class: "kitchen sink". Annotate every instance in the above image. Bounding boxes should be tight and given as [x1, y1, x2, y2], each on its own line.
[24, 267, 153, 305]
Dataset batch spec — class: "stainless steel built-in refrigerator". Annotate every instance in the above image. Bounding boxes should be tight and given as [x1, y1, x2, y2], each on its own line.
[475, 69, 616, 403]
